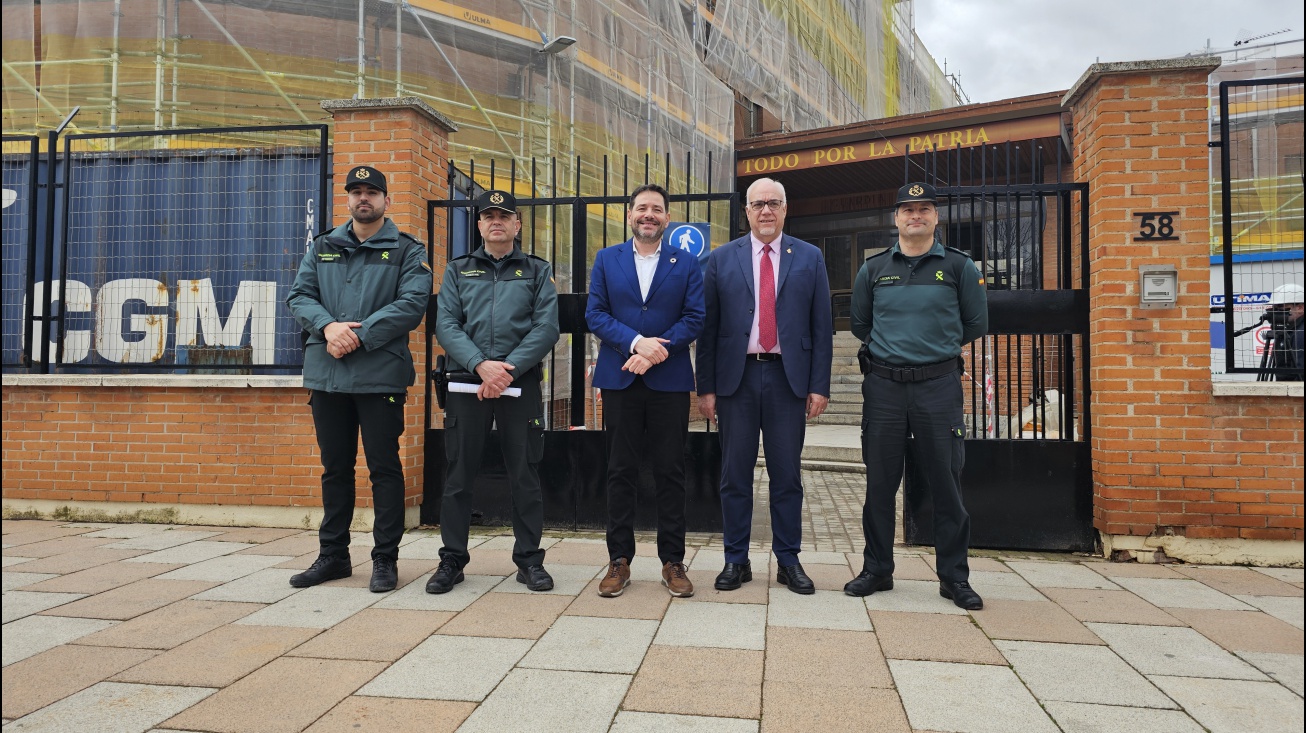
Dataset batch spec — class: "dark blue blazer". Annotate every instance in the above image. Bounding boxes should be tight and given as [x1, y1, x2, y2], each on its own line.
[586, 240, 705, 392]
[696, 233, 833, 399]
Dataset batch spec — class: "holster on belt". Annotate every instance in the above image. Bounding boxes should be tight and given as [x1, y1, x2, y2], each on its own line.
[431, 355, 449, 409]
[857, 342, 873, 375]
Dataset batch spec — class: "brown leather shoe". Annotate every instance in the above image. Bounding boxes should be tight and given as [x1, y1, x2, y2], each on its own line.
[662, 561, 694, 598]
[598, 558, 631, 597]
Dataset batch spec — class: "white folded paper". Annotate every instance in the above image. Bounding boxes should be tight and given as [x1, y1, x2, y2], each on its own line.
[448, 382, 521, 397]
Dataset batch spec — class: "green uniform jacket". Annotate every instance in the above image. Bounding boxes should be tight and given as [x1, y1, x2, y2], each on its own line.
[435, 245, 560, 378]
[850, 241, 988, 365]
[288, 219, 432, 393]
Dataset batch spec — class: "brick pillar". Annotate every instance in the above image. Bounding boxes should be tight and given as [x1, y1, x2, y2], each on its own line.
[321, 98, 458, 525]
[1065, 59, 1304, 564]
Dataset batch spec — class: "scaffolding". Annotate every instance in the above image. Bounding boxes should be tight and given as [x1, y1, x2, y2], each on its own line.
[2, 0, 959, 194]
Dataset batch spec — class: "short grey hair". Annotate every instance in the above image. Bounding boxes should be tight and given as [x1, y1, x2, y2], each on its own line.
[745, 177, 786, 205]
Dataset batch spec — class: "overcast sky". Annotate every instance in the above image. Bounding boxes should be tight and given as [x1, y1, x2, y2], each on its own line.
[914, 0, 1303, 103]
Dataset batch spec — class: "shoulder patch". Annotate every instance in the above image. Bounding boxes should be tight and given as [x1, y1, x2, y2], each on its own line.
[944, 246, 972, 258]
[526, 253, 548, 262]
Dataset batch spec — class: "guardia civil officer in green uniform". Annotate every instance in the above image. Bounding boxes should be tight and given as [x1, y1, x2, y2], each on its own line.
[427, 190, 560, 594]
[287, 165, 432, 593]
[845, 182, 988, 610]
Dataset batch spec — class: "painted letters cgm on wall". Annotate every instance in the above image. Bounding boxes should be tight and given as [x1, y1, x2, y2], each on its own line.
[23, 279, 278, 365]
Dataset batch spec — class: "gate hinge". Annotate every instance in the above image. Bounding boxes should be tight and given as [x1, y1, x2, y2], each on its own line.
[1208, 140, 1223, 147]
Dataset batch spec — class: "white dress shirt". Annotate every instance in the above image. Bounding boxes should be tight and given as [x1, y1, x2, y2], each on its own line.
[630, 243, 661, 353]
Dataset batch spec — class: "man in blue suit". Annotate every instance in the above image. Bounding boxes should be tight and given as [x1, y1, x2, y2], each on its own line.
[587, 184, 705, 599]
[697, 177, 833, 594]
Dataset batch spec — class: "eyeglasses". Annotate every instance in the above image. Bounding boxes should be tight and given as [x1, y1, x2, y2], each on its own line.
[747, 199, 785, 212]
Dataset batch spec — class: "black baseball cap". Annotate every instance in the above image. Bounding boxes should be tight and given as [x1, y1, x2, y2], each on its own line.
[344, 165, 387, 193]
[475, 190, 517, 215]
[895, 182, 938, 206]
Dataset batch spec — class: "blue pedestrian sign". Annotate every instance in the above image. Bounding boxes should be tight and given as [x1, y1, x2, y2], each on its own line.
[664, 223, 710, 260]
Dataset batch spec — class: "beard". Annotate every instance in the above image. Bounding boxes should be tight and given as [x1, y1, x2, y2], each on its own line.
[350, 205, 384, 225]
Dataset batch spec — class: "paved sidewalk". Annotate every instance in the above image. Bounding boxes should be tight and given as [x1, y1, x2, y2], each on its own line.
[3, 507, 1302, 733]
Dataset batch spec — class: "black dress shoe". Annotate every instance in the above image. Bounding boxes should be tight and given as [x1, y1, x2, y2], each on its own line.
[517, 565, 554, 591]
[425, 558, 464, 594]
[940, 580, 984, 610]
[777, 563, 816, 595]
[844, 570, 894, 597]
[289, 554, 352, 588]
[714, 562, 753, 591]
[369, 557, 397, 593]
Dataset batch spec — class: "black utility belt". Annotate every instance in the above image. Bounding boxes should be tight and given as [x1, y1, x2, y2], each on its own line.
[870, 357, 961, 383]
[745, 352, 782, 362]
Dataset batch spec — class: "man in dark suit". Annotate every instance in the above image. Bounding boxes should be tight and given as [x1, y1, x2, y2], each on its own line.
[697, 177, 833, 594]
[586, 183, 705, 599]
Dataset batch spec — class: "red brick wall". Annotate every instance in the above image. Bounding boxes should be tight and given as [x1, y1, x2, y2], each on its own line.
[2, 385, 320, 507]
[1069, 63, 1304, 542]
[2, 98, 453, 519]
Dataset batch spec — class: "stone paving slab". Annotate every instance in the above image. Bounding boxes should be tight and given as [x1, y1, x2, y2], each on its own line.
[3, 681, 215, 733]
[1254, 567, 1305, 584]
[3, 548, 149, 574]
[434, 592, 571, 639]
[2, 555, 33, 567]
[1174, 566, 1305, 597]
[520, 615, 659, 673]
[1005, 560, 1121, 590]
[330, 557, 440, 591]
[457, 668, 630, 733]
[303, 696, 476, 733]
[21, 560, 184, 595]
[1113, 577, 1256, 610]
[610, 711, 759, 733]
[232, 533, 322, 558]
[1235, 594, 1305, 630]
[1042, 701, 1205, 733]
[285, 608, 453, 662]
[2, 571, 59, 591]
[38, 578, 217, 621]
[766, 587, 873, 630]
[80, 525, 183, 539]
[204, 527, 303, 544]
[564, 579, 673, 620]
[1151, 675, 1306, 733]
[1166, 608, 1305, 654]
[234, 585, 381, 629]
[996, 640, 1175, 707]
[889, 659, 1059, 733]
[153, 553, 291, 582]
[102, 530, 222, 551]
[1237, 651, 1305, 696]
[1, 536, 118, 558]
[76, 599, 263, 650]
[162, 657, 384, 733]
[122, 540, 256, 565]
[681, 569, 770, 604]
[761, 684, 909, 733]
[624, 645, 764, 719]
[1040, 587, 1185, 626]
[489, 562, 601, 596]
[765, 562, 853, 592]
[653, 600, 768, 650]
[357, 634, 533, 701]
[1089, 562, 1187, 579]
[871, 611, 1006, 665]
[863, 579, 968, 615]
[969, 599, 1104, 645]
[1, 615, 118, 666]
[965, 570, 1045, 601]
[188, 567, 303, 603]
[373, 572, 502, 612]
[863, 554, 936, 580]
[1, 590, 86, 623]
[112, 624, 319, 687]
[1086, 623, 1270, 680]
[1, 644, 159, 719]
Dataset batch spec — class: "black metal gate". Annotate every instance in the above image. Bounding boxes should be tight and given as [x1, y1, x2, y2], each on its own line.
[901, 142, 1095, 552]
[422, 155, 738, 529]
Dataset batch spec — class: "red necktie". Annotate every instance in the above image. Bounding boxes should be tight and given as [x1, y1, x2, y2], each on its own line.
[759, 244, 777, 351]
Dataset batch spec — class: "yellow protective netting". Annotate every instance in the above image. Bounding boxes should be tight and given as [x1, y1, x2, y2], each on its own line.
[700, 0, 957, 130]
[3, 1, 958, 188]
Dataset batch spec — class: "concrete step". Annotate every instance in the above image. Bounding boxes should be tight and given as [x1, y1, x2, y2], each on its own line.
[829, 383, 861, 394]
[831, 374, 865, 385]
[831, 364, 862, 375]
[823, 401, 863, 415]
[810, 412, 861, 426]
[760, 458, 865, 474]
